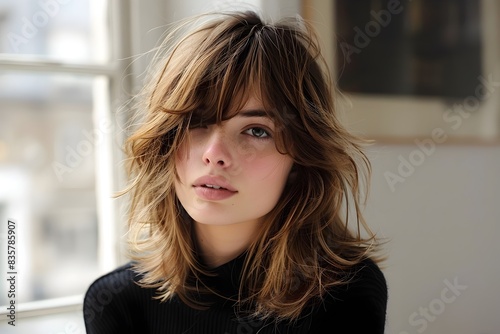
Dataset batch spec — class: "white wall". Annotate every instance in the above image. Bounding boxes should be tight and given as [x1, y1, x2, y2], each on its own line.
[162, 0, 300, 21]
[366, 144, 500, 334]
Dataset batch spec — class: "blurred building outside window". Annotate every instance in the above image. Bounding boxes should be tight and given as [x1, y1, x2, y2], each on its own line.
[0, 0, 130, 324]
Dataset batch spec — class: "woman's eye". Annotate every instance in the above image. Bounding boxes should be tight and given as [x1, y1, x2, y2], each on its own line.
[245, 127, 270, 138]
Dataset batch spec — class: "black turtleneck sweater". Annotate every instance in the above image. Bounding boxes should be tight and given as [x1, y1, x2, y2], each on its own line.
[83, 255, 387, 333]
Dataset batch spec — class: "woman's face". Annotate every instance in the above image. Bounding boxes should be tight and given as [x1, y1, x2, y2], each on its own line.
[174, 96, 294, 227]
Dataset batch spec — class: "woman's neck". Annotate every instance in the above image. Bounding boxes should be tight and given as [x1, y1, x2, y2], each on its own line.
[194, 220, 259, 268]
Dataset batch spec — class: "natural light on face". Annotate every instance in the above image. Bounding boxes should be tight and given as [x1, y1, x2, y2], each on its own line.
[174, 95, 294, 227]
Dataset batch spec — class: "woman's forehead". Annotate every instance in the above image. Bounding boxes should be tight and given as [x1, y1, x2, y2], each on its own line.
[239, 95, 266, 111]
[190, 85, 282, 124]
[214, 91, 274, 118]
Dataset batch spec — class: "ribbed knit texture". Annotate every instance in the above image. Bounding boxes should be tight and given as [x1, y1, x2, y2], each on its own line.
[83, 255, 387, 333]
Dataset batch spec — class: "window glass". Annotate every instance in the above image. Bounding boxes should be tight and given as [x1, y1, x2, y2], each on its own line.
[0, 72, 103, 304]
[0, 0, 109, 63]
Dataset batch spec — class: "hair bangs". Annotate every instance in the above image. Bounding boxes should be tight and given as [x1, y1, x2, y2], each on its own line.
[184, 22, 275, 128]
[157, 12, 297, 156]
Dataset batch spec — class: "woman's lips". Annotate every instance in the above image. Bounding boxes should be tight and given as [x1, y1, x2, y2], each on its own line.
[193, 175, 237, 200]
[194, 185, 237, 201]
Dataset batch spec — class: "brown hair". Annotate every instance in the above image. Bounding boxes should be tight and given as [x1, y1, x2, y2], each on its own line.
[123, 10, 381, 321]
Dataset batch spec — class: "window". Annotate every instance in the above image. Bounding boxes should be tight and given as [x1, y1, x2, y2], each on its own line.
[0, 0, 131, 330]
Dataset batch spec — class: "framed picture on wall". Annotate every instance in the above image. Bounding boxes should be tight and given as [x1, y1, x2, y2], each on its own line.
[302, 0, 500, 143]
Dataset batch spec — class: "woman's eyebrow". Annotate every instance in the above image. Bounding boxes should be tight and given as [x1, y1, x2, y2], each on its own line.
[237, 109, 271, 118]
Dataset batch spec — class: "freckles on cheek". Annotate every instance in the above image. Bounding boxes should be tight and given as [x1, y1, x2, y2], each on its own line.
[251, 157, 289, 182]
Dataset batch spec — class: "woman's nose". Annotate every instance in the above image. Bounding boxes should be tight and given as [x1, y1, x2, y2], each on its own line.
[201, 129, 232, 168]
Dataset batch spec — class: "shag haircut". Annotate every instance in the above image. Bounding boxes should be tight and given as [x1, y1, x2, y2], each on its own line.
[123, 10, 381, 321]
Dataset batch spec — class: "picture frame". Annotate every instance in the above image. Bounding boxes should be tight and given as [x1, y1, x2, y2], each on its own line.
[301, 0, 500, 144]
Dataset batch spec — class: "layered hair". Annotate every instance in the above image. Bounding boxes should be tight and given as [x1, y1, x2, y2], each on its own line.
[123, 10, 381, 321]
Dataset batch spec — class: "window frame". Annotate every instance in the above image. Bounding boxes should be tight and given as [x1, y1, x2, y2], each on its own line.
[0, 0, 133, 318]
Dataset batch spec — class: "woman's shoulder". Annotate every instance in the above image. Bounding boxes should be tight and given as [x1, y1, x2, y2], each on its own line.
[343, 257, 387, 295]
[328, 257, 387, 306]
[83, 262, 148, 332]
[84, 262, 140, 301]
[308, 257, 388, 332]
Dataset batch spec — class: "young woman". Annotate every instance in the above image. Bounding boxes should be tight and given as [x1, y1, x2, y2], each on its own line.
[84, 10, 387, 333]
